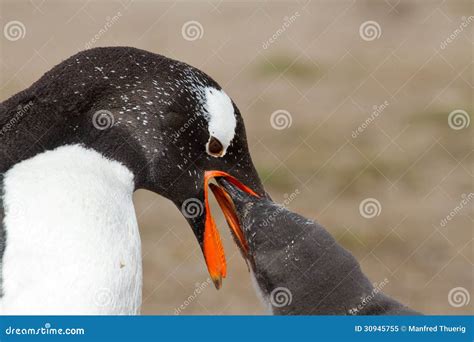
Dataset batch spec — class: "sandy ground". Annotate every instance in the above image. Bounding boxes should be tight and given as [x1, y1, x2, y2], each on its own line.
[0, 0, 472, 315]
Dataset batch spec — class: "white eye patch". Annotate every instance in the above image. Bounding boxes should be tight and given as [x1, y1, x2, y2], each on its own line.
[203, 87, 236, 157]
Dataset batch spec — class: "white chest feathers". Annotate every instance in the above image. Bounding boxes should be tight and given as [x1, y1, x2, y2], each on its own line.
[0, 144, 142, 315]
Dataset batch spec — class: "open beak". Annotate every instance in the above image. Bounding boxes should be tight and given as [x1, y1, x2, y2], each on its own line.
[202, 170, 259, 289]
[209, 184, 249, 257]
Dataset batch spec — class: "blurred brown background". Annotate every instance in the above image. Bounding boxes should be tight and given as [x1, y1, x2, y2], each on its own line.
[1, 0, 472, 315]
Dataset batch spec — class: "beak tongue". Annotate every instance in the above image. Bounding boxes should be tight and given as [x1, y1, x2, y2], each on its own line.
[203, 171, 259, 289]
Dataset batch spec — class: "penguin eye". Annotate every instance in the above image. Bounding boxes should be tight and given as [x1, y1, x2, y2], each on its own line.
[207, 136, 224, 157]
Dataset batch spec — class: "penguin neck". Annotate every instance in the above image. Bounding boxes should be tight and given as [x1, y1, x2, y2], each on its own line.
[0, 144, 142, 314]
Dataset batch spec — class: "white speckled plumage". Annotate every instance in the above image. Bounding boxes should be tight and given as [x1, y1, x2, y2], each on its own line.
[203, 87, 236, 157]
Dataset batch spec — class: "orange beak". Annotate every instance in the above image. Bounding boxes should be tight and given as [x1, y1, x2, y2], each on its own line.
[203, 170, 259, 289]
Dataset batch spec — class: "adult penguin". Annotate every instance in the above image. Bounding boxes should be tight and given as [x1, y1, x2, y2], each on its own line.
[0, 47, 265, 314]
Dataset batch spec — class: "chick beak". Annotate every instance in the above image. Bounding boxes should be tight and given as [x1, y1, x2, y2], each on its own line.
[202, 170, 259, 289]
[209, 183, 249, 258]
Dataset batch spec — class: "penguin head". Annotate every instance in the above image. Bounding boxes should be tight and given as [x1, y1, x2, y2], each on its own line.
[74, 47, 266, 287]
[132, 79, 267, 288]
